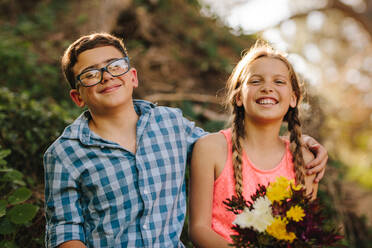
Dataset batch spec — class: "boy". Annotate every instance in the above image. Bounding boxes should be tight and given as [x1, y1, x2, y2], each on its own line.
[44, 33, 327, 248]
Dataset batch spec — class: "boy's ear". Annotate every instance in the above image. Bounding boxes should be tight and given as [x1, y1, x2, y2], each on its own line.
[70, 89, 85, 108]
[130, 68, 138, 88]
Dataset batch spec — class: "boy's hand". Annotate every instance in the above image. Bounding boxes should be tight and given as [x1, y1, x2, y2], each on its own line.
[302, 135, 328, 183]
[59, 240, 86, 248]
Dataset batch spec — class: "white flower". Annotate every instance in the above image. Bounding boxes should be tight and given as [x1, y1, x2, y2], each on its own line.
[252, 196, 272, 214]
[233, 208, 255, 228]
[232, 196, 274, 233]
[251, 209, 275, 232]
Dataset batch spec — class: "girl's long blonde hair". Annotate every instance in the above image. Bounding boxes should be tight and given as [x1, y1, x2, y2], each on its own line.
[225, 41, 305, 197]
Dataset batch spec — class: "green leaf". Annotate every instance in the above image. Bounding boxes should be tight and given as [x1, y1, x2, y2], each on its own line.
[1, 169, 25, 185]
[8, 204, 39, 224]
[0, 200, 7, 217]
[2, 169, 23, 181]
[0, 149, 11, 159]
[0, 217, 17, 235]
[0, 159, 7, 166]
[0, 168, 13, 173]
[8, 187, 32, 205]
[0, 240, 18, 248]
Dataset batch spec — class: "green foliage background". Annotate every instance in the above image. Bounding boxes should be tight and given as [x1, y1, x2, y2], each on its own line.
[0, 0, 370, 247]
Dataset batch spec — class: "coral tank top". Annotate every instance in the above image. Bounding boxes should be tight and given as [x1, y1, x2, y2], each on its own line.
[211, 129, 295, 242]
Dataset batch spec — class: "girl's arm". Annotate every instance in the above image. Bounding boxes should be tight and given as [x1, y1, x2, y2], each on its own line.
[302, 147, 319, 200]
[189, 134, 231, 248]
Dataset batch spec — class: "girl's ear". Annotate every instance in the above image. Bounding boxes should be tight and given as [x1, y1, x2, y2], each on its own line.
[70, 89, 85, 108]
[235, 92, 243, 107]
[290, 92, 297, 108]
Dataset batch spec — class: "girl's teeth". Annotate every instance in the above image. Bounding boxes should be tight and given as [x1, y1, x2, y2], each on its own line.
[258, 99, 276, 104]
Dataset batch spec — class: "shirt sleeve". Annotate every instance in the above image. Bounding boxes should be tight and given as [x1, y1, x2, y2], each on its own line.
[44, 149, 85, 248]
[176, 109, 208, 160]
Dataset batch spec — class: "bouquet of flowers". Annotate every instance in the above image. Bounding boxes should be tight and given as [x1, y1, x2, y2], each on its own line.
[224, 176, 343, 248]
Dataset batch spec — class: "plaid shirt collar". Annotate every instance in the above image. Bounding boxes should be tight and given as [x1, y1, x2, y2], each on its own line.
[62, 99, 156, 146]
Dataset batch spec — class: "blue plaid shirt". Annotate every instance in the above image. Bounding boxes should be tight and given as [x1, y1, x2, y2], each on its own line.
[44, 100, 206, 248]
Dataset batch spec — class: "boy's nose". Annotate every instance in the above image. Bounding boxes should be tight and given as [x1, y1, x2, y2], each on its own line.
[101, 70, 114, 83]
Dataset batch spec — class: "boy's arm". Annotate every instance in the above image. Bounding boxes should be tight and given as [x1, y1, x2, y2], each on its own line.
[59, 240, 86, 248]
[301, 135, 328, 183]
[44, 150, 85, 247]
[301, 147, 318, 200]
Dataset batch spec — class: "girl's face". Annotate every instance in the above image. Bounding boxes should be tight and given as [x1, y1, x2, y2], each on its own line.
[236, 57, 297, 124]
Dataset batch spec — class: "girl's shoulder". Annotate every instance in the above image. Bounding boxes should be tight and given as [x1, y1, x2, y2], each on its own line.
[196, 132, 227, 149]
[193, 132, 228, 160]
[192, 132, 229, 177]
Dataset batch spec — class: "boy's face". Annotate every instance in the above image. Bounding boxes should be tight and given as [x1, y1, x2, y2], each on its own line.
[69, 46, 138, 114]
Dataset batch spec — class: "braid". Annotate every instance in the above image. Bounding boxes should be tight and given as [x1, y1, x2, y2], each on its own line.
[225, 39, 306, 196]
[231, 105, 245, 197]
[286, 107, 306, 185]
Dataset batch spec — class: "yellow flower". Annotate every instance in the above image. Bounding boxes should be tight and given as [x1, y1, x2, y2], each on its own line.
[266, 176, 291, 202]
[266, 217, 296, 243]
[286, 205, 305, 222]
[290, 179, 303, 191]
[285, 231, 297, 243]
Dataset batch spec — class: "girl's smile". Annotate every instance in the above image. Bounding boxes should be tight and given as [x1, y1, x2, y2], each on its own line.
[255, 97, 278, 105]
[237, 57, 297, 123]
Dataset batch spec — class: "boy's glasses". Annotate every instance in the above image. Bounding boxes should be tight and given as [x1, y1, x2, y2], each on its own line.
[76, 57, 130, 87]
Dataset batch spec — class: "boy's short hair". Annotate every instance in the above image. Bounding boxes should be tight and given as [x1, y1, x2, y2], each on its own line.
[61, 33, 128, 89]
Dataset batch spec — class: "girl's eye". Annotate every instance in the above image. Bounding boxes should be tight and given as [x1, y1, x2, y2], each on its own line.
[250, 80, 260, 84]
[275, 80, 286, 84]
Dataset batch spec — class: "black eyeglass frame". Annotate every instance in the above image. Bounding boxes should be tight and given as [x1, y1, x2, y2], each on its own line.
[75, 57, 131, 88]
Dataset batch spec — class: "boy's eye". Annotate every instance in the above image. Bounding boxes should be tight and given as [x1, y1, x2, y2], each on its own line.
[275, 80, 285, 84]
[108, 62, 121, 70]
[82, 70, 99, 79]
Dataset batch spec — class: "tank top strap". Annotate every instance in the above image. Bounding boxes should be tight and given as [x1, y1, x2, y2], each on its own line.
[219, 128, 233, 167]
[220, 128, 232, 141]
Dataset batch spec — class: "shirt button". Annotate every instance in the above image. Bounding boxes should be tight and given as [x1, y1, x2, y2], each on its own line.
[143, 224, 148, 229]
[144, 190, 148, 194]
[100, 145, 104, 149]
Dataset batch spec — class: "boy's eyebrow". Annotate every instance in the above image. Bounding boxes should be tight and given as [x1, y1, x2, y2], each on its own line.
[81, 58, 120, 73]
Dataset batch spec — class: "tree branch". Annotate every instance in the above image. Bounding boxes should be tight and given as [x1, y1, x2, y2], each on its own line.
[279, 0, 372, 37]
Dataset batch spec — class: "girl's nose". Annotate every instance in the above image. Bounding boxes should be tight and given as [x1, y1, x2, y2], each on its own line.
[260, 83, 274, 93]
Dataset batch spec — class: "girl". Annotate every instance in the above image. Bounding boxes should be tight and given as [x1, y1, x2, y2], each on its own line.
[189, 41, 318, 247]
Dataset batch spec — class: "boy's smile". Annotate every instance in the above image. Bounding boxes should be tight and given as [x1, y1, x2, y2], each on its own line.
[69, 46, 138, 114]
[98, 83, 123, 94]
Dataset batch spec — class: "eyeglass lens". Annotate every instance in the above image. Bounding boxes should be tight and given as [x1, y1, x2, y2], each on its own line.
[78, 58, 129, 87]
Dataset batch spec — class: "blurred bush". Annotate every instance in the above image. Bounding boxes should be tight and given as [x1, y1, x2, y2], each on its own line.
[0, 148, 41, 247]
[0, 0, 72, 102]
[0, 87, 75, 181]
[0, 87, 77, 247]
